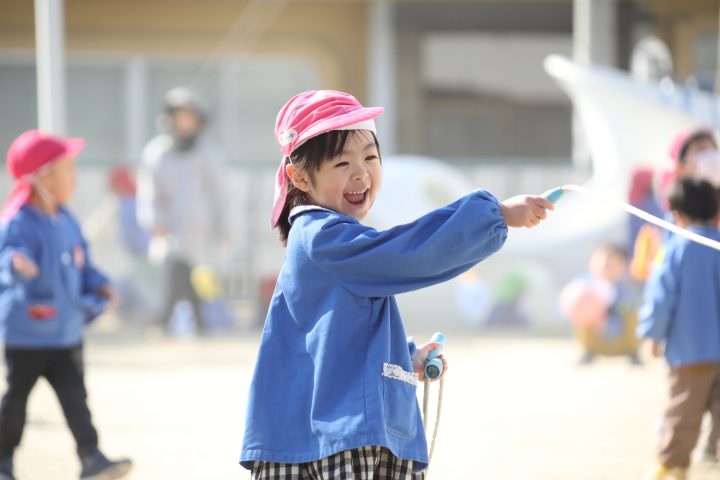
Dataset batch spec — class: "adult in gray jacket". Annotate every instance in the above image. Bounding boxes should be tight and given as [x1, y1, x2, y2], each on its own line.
[137, 87, 229, 333]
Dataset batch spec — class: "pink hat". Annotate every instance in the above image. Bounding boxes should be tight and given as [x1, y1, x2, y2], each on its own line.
[1, 130, 84, 221]
[668, 126, 715, 163]
[271, 90, 383, 227]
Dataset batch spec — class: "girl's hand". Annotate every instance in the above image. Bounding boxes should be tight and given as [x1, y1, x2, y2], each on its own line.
[11, 251, 39, 278]
[97, 284, 119, 310]
[412, 341, 448, 381]
[500, 195, 554, 228]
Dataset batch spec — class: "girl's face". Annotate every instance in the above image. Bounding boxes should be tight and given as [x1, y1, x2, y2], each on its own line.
[290, 130, 382, 222]
[36, 155, 76, 207]
[589, 249, 626, 283]
[680, 136, 717, 178]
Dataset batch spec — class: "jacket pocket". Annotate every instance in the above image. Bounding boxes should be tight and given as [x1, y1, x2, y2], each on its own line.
[14, 294, 60, 336]
[382, 363, 418, 439]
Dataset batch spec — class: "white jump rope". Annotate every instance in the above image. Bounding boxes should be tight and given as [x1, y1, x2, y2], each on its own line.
[542, 185, 720, 252]
[421, 332, 446, 468]
[420, 185, 720, 475]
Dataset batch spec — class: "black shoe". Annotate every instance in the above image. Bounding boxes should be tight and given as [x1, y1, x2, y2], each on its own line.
[578, 351, 595, 365]
[0, 454, 14, 480]
[79, 447, 132, 480]
[628, 353, 643, 366]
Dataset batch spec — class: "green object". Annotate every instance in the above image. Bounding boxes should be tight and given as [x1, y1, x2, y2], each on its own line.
[495, 271, 527, 304]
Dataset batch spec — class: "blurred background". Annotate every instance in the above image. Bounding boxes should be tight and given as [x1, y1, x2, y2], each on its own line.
[1, 0, 719, 332]
[2, 2, 720, 478]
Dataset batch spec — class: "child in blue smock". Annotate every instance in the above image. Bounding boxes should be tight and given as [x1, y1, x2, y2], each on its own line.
[638, 178, 720, 480]
[240, 90, 554, 479]
[0, 130, 132, 480]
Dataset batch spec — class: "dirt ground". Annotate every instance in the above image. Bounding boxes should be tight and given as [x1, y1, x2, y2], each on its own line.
[4, 326, 719, 479]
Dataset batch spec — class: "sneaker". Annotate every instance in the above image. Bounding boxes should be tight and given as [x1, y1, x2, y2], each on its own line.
[79, 447, 132, 480]
[628, 352, 643, 365]
[646, 464, 688, 480]
[0, 454, 14, 480]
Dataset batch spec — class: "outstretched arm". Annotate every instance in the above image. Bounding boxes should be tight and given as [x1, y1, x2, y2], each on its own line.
[303, 190, 508, 297]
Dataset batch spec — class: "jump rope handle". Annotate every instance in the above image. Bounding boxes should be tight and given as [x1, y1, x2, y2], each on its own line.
[541, 186, 565, 204]
[424, 332, 446, 379]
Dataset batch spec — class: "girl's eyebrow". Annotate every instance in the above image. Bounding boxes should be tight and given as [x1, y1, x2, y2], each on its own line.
[339, 142, 377, 156]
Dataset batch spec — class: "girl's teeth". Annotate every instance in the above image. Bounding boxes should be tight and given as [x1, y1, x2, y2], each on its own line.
[344, 192, 366, 204]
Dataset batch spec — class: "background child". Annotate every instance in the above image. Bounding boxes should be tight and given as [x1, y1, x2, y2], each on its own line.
[0, 130, 132, 480]
[240, 90, 553, 479]
[630, 127, 719, 282]
[560, 244, 640, 365]
[637, 178, 720, 480]
[136, 87, 230, 335]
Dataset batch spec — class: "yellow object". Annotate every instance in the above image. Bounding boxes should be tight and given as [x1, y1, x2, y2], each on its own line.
[578, 311, 639, 356]
[631, 224, 662, 281]
[191, 265, 222, 300]
[646, 464, 687, 480]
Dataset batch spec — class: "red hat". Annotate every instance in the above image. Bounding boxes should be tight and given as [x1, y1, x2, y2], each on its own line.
[271, 90, 383, 227]
[1, 130, 84, 221]
[108, 166, 136, 196]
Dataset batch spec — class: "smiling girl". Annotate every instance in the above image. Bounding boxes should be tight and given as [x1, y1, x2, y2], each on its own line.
[240, 90, 553, 479]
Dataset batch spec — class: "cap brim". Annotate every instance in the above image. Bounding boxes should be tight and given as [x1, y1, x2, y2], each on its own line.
[63, 138, 85, 158]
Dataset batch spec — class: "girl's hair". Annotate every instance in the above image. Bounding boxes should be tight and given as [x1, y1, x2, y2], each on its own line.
[668, 178, 720, 222]
[276, 129, 380, 244]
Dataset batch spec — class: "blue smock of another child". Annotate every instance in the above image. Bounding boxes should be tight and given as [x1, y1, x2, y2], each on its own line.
[0, 205, 109, 347]
[241, 190, 508, 470]
[638, 225, 720, 367]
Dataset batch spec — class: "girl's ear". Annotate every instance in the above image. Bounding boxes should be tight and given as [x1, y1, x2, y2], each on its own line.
[286, 163, 310, 192]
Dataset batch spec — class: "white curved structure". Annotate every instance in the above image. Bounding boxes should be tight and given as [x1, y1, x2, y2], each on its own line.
[545, 54, 718, 187]
[369, 56, 720, 329]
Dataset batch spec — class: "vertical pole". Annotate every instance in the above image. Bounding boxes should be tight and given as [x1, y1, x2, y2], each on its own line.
[368, 0, 397, 155]
[715, 5, 720, 94]
[572, 0, 617, 169]
[125, 56, 147, 162]
[34, 0, 66, 135]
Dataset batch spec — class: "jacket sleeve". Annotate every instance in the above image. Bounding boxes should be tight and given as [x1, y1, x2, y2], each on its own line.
[302, 190, 508, 297]
[0, 220, 40, 287]
[636, 243, 680, 341]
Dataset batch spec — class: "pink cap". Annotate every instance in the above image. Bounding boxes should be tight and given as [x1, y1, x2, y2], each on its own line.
[1, 130, 84, 221]
[668, 126, 715, 163]
[271, 90, 383, 227]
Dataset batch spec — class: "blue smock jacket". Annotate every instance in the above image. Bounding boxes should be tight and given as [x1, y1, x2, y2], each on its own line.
[241, 190, 508, 470]
[0, 205, 110, 347]
[637, 225, 720, 367]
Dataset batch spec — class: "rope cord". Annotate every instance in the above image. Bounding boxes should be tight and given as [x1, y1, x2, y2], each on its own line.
[558, 184, 720, 252]
[422, 377, 444, 478]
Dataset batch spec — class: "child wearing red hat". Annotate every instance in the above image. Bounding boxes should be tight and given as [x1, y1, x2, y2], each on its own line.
[241, 90, 554, 478]
[0, 130, 131, 479]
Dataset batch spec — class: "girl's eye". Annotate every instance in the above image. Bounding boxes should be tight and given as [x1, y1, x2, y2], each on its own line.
[334, 161, 349, 168]
[366, 155, 379, 161]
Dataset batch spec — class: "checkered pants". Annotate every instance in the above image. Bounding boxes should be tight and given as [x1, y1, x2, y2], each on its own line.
[250, 445, 426, 479]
